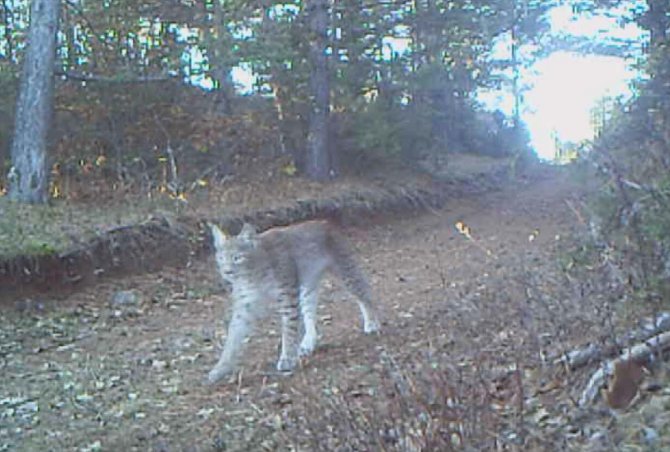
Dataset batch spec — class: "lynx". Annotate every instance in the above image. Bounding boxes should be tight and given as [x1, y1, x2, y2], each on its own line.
[207, 220, 380, 384]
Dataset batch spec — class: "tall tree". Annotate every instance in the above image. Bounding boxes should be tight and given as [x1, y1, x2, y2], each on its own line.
[8, 0, 60, 204]
[506, 0, 552, 127]
[207, 0, 238, 114]
[305, 0, 330, 181]
[643, 0, 669, 50]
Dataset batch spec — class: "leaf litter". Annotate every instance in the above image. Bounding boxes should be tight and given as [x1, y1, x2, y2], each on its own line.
[0, 168, 668, 450]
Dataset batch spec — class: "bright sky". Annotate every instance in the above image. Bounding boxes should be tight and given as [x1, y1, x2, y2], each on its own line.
[514, 4, 643, 159]
[524, 52, 637, 158]
[378, 5, 644, 160]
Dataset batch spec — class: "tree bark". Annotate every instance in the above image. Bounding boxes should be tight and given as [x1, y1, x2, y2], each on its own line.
[8, 0, 60, 204]
[208, 0, 234, 114]
[305, 0, 331, 181]
[646, 0, 669, 51]
[511, 5, 521, 129]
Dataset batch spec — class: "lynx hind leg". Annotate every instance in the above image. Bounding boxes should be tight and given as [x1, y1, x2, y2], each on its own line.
[208, 298, 257, 384]
[298, 286, 319, 357]
[277, 290, 301, 373]
[351, 281, 380, 334]
[329, 239, 380, 334]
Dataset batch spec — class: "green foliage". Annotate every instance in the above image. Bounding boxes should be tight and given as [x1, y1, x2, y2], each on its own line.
[350, 101, 404, 159]
[591, 174, 670, 303]
[454, 107, 532, 158]
[344, 98, 434, 166]
[539, 0, 670, 308]
[339, 94, 529, 173]
[0, 193, 180, 258]
[0, 198, 77, 257]
[583, 32, 670, 305]
[637, 178, 670, 243]
[59, 0, 186, 75]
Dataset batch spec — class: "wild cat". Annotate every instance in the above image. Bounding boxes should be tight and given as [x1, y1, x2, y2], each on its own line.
[207, 220, 380, 384]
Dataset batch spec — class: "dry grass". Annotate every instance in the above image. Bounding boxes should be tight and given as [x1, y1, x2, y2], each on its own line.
[0, 196, 173, 258]
[278, 359, 505, 451]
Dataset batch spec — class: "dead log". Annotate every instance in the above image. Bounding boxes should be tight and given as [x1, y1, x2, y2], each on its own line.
[555, 312, 670, 370]
[579, 330, 670, 406]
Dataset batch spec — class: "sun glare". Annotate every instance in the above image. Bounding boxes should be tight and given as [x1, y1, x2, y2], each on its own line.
[522, 4, 643, 160]
[524, 52, 637, 159]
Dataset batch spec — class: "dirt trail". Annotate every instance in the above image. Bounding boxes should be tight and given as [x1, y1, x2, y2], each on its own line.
[1, 168, 596, 450]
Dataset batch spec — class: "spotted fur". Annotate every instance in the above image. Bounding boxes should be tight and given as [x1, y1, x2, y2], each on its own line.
[207, 220, 380, 383]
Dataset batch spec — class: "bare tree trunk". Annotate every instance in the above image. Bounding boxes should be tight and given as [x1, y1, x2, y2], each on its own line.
[511, 15, 521, 129]
[8, 0, 60, 204]
[510, 0, 527, 130]
[208, 0, 234, 115]
[646, 0, 668, 51]
[305, 0, 330, 182]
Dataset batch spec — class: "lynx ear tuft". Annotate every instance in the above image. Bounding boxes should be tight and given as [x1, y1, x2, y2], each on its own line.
[238, 223, 258, 240]
[208, 222, 228, 248]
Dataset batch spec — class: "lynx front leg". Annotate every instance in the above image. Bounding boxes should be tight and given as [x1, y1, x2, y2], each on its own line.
[208, 298, 256, 384]
[357, 298, 380, 334]
[298, 286, 319, 357]
[277, 292, 300, 372]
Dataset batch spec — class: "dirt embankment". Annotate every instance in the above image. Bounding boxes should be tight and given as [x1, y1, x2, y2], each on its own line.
[0, 155, 511, 300]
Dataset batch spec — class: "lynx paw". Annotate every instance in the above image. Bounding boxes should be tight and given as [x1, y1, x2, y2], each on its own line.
[364, 319, 380, 335]
[276, 356, 298, 373]
[207, 364, 233, 384]
[299, 337, 317, 357]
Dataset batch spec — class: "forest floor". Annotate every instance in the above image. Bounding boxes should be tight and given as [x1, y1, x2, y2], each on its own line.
[1, 161, 669, 451]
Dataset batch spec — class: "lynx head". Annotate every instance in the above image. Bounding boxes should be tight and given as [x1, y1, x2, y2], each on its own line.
[209, 222, 258, 285]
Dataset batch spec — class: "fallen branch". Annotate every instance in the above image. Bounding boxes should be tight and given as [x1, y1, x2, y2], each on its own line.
[555, 312, 670, 370]
[579, 330, 670, 406]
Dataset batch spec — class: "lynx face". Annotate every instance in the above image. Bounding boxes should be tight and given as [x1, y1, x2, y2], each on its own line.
[207, 220, 380, 384]
[211, 223, 257, 287]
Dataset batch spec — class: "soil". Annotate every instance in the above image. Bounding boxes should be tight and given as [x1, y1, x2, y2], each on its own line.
[1, 166, 668, 451]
